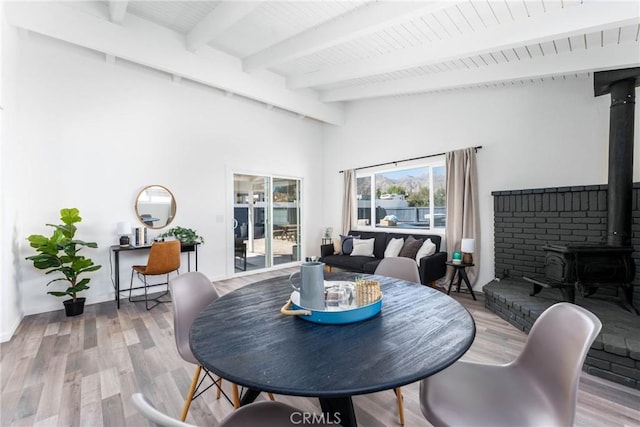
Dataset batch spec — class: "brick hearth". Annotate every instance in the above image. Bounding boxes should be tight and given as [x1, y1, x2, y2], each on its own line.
[488, 183, 640, 389]
[484, 279, 640, 389]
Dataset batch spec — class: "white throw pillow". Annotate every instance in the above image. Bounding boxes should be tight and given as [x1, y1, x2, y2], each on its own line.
[384, 237, 404, 258]
[350, 238, 375, 257]
[332, 237, 342, 254]
[415, 238, 436, 265]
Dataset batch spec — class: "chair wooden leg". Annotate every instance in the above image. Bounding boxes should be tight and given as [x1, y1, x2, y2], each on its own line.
[267, 393, 275, 401]
[216, 378, 223, 399]
[395, 387, 405, 426]
[180, 365, 202, 421]
[430, 281, 436, 287]
[231, 383, 240, 409]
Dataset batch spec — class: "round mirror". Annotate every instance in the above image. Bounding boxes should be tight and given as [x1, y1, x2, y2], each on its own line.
[135, 185, 177, 229]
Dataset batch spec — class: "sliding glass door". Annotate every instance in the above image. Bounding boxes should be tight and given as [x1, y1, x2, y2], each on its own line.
[233, 174, 300, 273]
[272, 177, 301, 266]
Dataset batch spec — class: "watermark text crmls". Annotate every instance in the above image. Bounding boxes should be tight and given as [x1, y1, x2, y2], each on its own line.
[290, 411, 342, 425]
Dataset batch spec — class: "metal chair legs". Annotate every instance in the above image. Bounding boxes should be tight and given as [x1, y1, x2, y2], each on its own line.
[216, 379, 274, 406]
[181, 365, 276, 421]
[182, 365, 241, 419]
[129, 270, 174, 310]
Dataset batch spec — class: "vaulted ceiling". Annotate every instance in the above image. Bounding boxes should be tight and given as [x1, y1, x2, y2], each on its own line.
[4, 1, 640, 125]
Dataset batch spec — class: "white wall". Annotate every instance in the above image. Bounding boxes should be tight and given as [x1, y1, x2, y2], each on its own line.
[1, 8, 22, 342]
[322, 78, 640, 290]
[1, 29, 325, 340]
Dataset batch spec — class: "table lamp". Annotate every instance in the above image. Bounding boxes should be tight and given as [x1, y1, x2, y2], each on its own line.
[117, 221, 132, 247]
[461, 238, 475, 264]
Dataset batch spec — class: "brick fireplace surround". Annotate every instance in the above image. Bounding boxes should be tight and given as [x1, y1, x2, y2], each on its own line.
[484, 183, 640, 389]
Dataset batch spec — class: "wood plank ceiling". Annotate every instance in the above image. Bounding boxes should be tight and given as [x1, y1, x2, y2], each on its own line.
[4, 1, 640, 125]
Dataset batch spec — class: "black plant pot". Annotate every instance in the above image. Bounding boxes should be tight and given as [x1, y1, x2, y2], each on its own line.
[63, 297, 86, 317]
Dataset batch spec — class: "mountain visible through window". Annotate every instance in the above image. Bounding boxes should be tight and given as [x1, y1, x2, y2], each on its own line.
[356, 164, 445, 230]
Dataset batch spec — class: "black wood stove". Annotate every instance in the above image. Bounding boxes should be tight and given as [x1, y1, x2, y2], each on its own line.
[525, 68, 640, 314]
[525, 244, 637, 313]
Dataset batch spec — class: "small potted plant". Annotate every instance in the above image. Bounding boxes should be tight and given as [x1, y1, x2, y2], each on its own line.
[159, 226, 204, 245]
[25, 208, 101, 316]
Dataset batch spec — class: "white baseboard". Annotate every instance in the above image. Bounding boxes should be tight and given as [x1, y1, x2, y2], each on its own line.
[22, 291, 115, 317]
[0, 314, 24, 343]
[0, 292, 116, 344]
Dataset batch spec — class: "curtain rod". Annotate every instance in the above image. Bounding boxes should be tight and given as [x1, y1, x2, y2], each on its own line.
[338, 145, 483, 173]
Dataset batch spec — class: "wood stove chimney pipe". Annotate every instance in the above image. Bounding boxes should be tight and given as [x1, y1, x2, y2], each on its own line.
[594, 68, 640, 247]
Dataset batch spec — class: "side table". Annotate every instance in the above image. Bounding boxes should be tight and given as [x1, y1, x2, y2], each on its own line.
[446, 261, 477, 300]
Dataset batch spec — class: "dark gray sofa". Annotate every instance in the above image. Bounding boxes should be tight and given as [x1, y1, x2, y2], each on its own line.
[320, 230, 447, 286]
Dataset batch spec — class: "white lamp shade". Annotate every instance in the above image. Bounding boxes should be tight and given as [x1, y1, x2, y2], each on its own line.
[116, 221, 132, 235]
[461, 238, 475, 253]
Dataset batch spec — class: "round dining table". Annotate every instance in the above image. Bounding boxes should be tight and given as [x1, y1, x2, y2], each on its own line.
[190, 271, 475, 427]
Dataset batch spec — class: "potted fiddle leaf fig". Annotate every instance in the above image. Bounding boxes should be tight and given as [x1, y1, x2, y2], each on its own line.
[25, 208, 101, 316]
[159, 226, 204, 245]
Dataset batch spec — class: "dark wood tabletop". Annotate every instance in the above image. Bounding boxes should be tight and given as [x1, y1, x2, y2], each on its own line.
[190, 271, 475, 425]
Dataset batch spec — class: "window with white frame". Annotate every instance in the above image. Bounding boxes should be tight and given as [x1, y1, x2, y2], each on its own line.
[356, 162, 446, 230]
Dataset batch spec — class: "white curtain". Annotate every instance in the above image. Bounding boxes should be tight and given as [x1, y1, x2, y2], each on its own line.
[342, 169, 357, 235]
[445, 148, 480, 285]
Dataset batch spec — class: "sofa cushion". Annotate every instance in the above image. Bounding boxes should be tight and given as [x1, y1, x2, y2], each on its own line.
[351, 238, 375, 257]
[322, 255, 373, 272]
[382, 232, 442, 253]
[340, 234, 355, 255]
[349, 231, 386, 258]
[415, 238, 436, 265]
[363, 259, 383, 274]
[384, 237, 405, 258]
[399, 236, 423, 259]
[332, 237, 342, 254]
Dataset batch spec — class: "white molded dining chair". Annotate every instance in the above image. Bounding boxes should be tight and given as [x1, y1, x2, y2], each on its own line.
[170, 272, 274, 421]
[132, 393, 195, 427]
[374, 256, 421, 425]
[132, 393, 328, 427]
[375, 257, 421, 284]
[218, 400, 333, 427]
[171, 272, 238, 419]
[419, 302, 602, 427]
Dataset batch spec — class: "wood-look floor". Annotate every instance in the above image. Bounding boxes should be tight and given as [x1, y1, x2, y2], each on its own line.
[2, 267, 639, 427]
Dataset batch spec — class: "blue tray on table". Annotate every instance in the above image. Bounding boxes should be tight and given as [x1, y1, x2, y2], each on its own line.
[280, 281, 382, 324]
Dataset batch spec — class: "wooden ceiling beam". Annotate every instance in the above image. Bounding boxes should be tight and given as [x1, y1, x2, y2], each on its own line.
[242, 1, 455, 72]
[321, 43, 640, 102]
[108, 1, 128, 24]
[290, 1, 640, 90]
[4, 1, 344, 125]
[187, 2, 262, 52]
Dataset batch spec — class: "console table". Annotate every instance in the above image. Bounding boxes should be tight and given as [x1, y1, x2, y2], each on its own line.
[110, 242, 199, 309]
